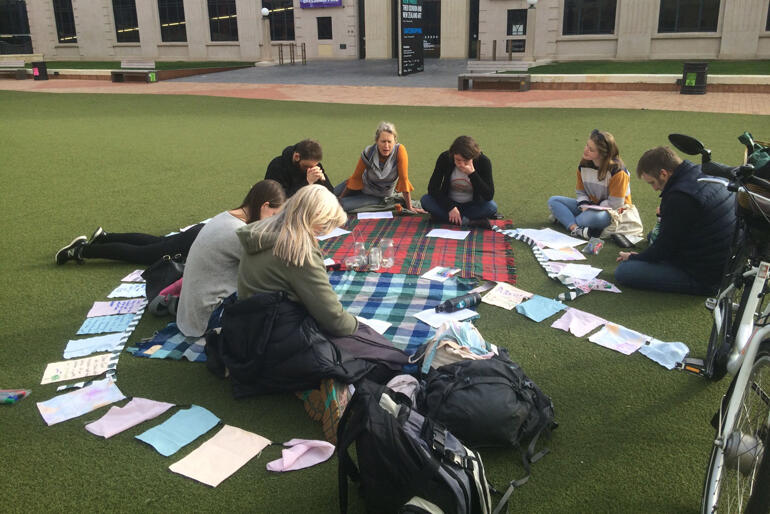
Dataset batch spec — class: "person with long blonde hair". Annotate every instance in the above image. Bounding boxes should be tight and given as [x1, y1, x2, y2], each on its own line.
[231, 185, 409, 442]
[547, 129, 632, 239]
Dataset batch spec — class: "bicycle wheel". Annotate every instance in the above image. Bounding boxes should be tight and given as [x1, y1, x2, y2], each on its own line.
[702, 341, 770, 513]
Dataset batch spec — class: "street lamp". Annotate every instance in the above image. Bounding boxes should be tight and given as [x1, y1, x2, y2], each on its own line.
[261, 7, 269, 17]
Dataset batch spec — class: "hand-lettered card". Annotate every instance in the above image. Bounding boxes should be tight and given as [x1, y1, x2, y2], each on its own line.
[121, 270, 146, 283]
[87, 299, 146, 318]
[41, 353, 118, 385]
[76, 314, 136, 335]
[108, 283, 146, 298]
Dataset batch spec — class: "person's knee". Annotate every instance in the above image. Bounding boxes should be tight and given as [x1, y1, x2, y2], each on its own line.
[614, 261, 633, 285]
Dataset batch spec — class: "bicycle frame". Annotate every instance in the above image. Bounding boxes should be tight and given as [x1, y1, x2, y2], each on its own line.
[703, 260, 770, 511]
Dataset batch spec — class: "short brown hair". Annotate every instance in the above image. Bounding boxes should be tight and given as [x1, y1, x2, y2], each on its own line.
[449, 135, 481, 160]
[636, 146, 682, 179]
[294, 139, 323, 161]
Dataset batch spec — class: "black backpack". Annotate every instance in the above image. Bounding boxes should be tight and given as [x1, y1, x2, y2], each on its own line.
[416, 355, 556, 475]
[338, 379, 515, 514]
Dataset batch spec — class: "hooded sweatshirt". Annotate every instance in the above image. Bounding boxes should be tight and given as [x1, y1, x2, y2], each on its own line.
[236, 224, 357, 337]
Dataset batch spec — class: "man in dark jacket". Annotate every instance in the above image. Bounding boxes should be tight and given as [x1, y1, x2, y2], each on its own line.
[614, 146, 736, 295]
[265, 139, 335, 197]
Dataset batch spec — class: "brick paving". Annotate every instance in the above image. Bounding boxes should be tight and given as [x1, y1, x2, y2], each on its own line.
[1, 61, 768, 115]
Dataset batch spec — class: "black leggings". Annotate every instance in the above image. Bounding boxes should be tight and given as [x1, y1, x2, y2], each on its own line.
[80, 224, 204, 265]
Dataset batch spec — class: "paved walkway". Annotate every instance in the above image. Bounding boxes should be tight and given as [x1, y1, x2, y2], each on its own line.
[2, 59, 768, 115]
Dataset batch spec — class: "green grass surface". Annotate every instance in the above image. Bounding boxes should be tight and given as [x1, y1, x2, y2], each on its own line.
[27, 61, 253, 70]
[2, 90, 768, 512]
[528, 59, 770, 75]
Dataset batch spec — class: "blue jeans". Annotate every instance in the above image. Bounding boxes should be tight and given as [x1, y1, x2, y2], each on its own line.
[547, 196, 610, 231]
[614, 260, 716, 296]
[421, 194, 498, 221]
[334, 182, 391, 212]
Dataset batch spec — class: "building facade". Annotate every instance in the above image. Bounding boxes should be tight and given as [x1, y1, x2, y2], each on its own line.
[1, 0, 769, 62]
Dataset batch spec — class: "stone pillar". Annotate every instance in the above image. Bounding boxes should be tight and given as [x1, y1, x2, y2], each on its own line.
[718, 0, 763, 59]
[615, 0, 656, 60]
[184, 0, 208, 59]
[440, 0, 469, 58]
[364, 0, 392, 59]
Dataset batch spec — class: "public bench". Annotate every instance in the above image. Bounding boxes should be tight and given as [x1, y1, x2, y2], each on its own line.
[465, 61, 530, 74]
[457, 73, 531, 92]
[111, 60, 157, 83]
[0, 60, 27, 80]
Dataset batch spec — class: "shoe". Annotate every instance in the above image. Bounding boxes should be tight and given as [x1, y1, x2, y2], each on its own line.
[467, 218, 492, 230]
[570, 226, 590, 240]
[548, 213, 557, 224]
[55, 236, 87, 265]
[89, 226, 107, 244]
[301, 378, 351, 445]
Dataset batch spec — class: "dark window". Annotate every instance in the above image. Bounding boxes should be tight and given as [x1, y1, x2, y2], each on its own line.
[563, 0, 617, 35]
[505, 39, 526, 53]
[208, 0, 238, 41]
[0, 0, 33, 53]
[262, 0, 294, 41]
[112, 0, 140, 42]
[658, 0, 720, 32]
[507, 9, 527, 36]
[158, 0, 187, 42]
[53, 0, 77, 43]
[317, 16, 332, 40]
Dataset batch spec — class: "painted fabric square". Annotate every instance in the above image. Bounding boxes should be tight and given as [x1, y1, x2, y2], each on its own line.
[588, 323, 648, 355]
[136, 405, 220, 457]
[515, 295, 567, 323]
[37, 378, 125, 426]
[551, 307, 607, 337]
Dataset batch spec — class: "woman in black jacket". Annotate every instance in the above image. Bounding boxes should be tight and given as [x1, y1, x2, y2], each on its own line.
[420, 135, 497, 228]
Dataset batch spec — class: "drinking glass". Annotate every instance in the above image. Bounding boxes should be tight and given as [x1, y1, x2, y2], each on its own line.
[368, 247, 382, 271]
[379, 238, 395, 268]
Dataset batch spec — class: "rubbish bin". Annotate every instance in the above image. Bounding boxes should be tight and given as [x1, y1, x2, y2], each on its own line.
[32, 61, 48, 81]
[680, 62, 707, 95]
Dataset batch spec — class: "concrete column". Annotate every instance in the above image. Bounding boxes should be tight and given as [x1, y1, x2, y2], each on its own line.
[236, 0, 259, 60]
[615, 0, 657, 59]
[184, 0, 208, 59]
[136, 1, 160, 58]
[364, 0, 392, 59]
[440, 0, 469, 58]
[719, 0, 763, 59]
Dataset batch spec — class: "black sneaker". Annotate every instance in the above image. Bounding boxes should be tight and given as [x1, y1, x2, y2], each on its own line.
[55, 236, 87, 265]
[89, 227, 107, 244]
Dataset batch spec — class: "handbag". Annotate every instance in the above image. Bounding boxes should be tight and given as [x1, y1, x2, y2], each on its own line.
[600, 203, 644, 239]
[141, 253, 184, 303]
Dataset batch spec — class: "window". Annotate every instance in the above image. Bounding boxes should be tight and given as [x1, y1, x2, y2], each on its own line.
[112, 0, 140, 42]
[507, 9, 527, 36]
[208, 0, 238, 41]
[562, 0, 617, 35]
[263, 0, 294, 41]
[158, 0, 187, 42]
[53, 0, 77, 43]
[317, 16, 332, 40]
[505, 40, 526, 53]
[0, 0, 33, 54]
[658, 0, 720, 33]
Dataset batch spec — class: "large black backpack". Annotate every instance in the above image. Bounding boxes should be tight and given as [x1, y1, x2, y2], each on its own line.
[338, 379, 512, 514]
[416, 354, 556, 475]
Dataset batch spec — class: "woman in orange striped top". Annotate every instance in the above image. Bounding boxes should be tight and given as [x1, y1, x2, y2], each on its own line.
[547, 129, 632, 240]
[334, 121, 424, 213]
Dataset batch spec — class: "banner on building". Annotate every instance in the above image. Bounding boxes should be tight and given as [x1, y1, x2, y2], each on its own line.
[398, 0, 424, 76]
[299, 0, 342, 8]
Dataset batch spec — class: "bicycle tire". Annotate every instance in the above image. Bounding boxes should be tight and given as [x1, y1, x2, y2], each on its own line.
[702, 341, 770, 513]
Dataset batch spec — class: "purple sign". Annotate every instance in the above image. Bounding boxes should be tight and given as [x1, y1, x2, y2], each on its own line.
[300, 0, 342, 7]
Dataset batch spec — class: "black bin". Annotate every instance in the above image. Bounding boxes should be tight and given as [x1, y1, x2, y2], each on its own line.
[680, 62, 707, 95]
[32, 61, 48, 81]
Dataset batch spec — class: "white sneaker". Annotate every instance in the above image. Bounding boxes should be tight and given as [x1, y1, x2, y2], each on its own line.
[570, 226, 590, 240]
[547, 213, 557, 224]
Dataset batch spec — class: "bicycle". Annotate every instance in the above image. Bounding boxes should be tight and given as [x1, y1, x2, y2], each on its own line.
[668, 133, 770, 513]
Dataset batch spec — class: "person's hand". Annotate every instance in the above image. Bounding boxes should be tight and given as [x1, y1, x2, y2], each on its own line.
[448, 207, 462, 225]
[306, 166, 324, 184]
[456, 160, 475, 175]
[411, 206, 427, 214]
[579, 205, 590, 212]
[616, 251, 637, 262]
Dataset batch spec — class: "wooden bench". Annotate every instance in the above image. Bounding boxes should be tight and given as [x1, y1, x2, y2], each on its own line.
[458, 73, 531, 92]
[111, 60, 157, 83]
[466, 61, 531, 74]
[0, 60, 28, 80]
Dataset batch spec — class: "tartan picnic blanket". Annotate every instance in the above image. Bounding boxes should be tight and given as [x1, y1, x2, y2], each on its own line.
[127, 323, 207, 362]
[329, 271, 478, 355]
[320, 217, 516, 284]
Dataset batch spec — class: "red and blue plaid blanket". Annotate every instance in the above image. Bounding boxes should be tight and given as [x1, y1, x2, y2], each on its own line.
[320, 217, 516, 284]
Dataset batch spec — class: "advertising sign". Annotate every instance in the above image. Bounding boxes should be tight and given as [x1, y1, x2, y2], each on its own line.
[398, 0, 424, 76]
[299, 0, 342, 8]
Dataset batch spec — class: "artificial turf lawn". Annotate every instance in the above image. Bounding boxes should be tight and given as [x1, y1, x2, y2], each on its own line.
[2, 90, 768, 512]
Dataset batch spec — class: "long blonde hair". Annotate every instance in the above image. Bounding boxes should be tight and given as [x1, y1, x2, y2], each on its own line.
[249, 185, 346, 267]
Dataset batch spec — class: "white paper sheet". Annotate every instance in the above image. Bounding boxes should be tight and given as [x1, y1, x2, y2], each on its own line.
[414, 307, 479, 328]
[356, 316, 392, 334]
[316, 227, 351, 241]
[559, 263, 603, 280]
[421, 266, 461, 283]
[41, 353, 115, 384]
[426, 229, 470, 241]
[357, 211, 393, 220]
[517, 228, 586, 248]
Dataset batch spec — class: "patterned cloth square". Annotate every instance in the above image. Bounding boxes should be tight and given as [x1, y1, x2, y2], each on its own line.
[329, 271, 477, 354]
[129, 323, 206, 362]
[320, 217, 515, 283]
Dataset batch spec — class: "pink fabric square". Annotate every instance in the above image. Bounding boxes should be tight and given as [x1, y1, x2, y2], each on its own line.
[85, 397, 174, 438]
[266, 438, 335, 472]
[550, 307, 607, 338]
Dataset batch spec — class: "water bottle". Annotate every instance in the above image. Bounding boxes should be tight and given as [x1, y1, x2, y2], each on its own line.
[435, 292, 481, 313]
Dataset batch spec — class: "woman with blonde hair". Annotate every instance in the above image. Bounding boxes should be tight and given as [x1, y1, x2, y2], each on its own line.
[334, 121, 424, 213]
[216, 185, 408, 442]
[547, 129, 632, 239]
